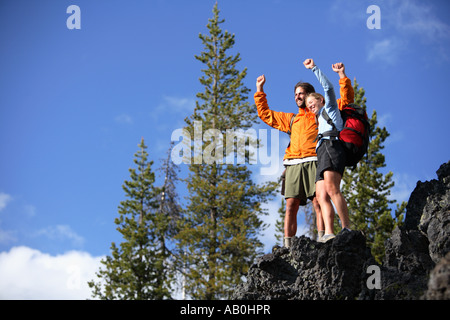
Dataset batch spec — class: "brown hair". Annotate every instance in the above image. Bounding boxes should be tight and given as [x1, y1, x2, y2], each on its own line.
[294, 81, 315, 94]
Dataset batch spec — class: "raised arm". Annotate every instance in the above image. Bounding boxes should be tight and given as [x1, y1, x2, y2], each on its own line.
[254, 74, 294, 133]
[332, 62, 354, 109]
[303, 59, 337, 108]
[332, 62, 347, 79]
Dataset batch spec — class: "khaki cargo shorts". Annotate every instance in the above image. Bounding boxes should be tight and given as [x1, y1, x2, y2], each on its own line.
[282, 161, 317, 205]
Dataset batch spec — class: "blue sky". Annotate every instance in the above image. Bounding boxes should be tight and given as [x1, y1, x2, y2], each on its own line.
[1, 0, 449, 299]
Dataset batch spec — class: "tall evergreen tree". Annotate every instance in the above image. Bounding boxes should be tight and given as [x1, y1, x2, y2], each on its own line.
[176, 3, 276, 299]
[341, 80, 406, 263]
[88, 138, 174, 299]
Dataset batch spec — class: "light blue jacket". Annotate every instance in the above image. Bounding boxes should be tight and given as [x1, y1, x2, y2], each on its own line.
[311, 65, 343, 150]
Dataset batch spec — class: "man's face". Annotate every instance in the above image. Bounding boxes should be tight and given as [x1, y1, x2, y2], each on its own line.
[295, 87, 307, 108]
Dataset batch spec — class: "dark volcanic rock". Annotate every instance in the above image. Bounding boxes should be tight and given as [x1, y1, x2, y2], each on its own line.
[380, 161, 450, 299]
[233, 230, 377, 300]
[404, 161, 450, 263]
[424, 252, 450, 300]
[233, 161, 450, 300]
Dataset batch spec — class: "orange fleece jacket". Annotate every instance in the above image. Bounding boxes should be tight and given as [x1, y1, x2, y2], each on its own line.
[255, 77, 354, 160]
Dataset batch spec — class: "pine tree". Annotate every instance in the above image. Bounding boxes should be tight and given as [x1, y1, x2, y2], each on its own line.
[158, 142, 182, 241]
[341, 80, 406, 263]
[176, 3, 276, 299]
[303, 203, 317, 240]
[88, 138, 174, 299]
[275, 198, 286, 245]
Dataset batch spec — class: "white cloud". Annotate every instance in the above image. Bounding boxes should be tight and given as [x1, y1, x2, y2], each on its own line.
[114, 114, 133, 125]
[0, 193, 12, 212]
[0, 193, 16, 245]
[0, 246, 104, 300]
[367, 37, 405, 65]
[331, 0, 450, 42]
[376, 112, 404, 145]
[23, 204, 37, 217]
[331, 0, 450, 64]
[393, 1, 450, 43]
[35, 225, 85, 248]
[152, 95, 196, 124]
[376, 112, 392, 129]
[368, 1, 450, 63]
[148, 95, 197, 153]
[161, 95, 196, 113]
[390, 172, 417, 204]
[0, 229, 17, 245]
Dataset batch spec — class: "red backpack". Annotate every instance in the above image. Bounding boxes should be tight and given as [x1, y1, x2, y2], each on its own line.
[319, 104, 370, 168]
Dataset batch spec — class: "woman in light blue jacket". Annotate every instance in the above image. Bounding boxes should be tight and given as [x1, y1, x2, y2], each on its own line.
[303, 58, 350, 243]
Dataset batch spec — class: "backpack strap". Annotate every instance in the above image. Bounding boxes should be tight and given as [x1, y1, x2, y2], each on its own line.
[321, 108, 337, 130]
[314, 109, 339, 142]
[286, 114, 296, 148]
[287, 114, 296, 136]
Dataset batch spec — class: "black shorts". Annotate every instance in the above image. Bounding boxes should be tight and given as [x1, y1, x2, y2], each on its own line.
[316, 139, 346, 182]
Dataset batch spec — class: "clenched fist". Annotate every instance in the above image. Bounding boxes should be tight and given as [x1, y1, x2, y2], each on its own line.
[303, 59, 315, 69]
[256, 74, 266, 92]
[332, 62, 344, 73]
[332, 62, 347, 79]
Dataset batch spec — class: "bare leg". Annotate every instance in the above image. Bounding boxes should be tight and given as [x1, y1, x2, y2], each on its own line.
[315, 180, 335, 235]
[323, 170, 350, 229]
[312, 196, 325, 234]
[284, 197, 300, 237]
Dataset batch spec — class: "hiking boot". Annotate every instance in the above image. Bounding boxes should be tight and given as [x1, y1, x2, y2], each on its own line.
[318, 234, 335, 243]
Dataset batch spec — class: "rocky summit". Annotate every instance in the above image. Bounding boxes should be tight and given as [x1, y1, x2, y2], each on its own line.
[233, 161, 450, 300]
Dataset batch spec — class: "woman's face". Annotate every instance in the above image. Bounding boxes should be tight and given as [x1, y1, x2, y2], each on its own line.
[306, 96, 323, 115]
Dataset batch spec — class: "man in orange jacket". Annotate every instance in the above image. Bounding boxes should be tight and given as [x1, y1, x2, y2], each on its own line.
[255, 62, 354, 247]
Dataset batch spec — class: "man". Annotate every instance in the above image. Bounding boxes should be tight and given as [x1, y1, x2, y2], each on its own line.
[255, 62, 353, 246]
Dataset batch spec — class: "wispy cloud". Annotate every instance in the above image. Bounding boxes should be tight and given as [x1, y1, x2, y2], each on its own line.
[0, 193, 16, 245]
[35, 225, 85, 248]
[23, 204, 37, 217]
[375, 0, 450, 62]
[376, 112, 393, 129]
[150, 95, 197, 150]
[376, 112, 404, 145]
[330, 0, 450, 63]
[366, 37, 406, 65]
[152, 95, 196, 121]
[392, 1, 450, 43]
[0, 193, 12, 212]
[389, 172, 417, 204]
[161, 95, 196, 113]
[114, 114, 133, 125]
[0, 229, 17, 245]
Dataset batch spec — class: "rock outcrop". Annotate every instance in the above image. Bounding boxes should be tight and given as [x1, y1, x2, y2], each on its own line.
[233, 230, 376, 300]
[233, 161, 450, 300]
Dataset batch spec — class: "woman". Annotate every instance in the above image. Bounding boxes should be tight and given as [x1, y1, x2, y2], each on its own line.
[303, 58, 350, 242]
